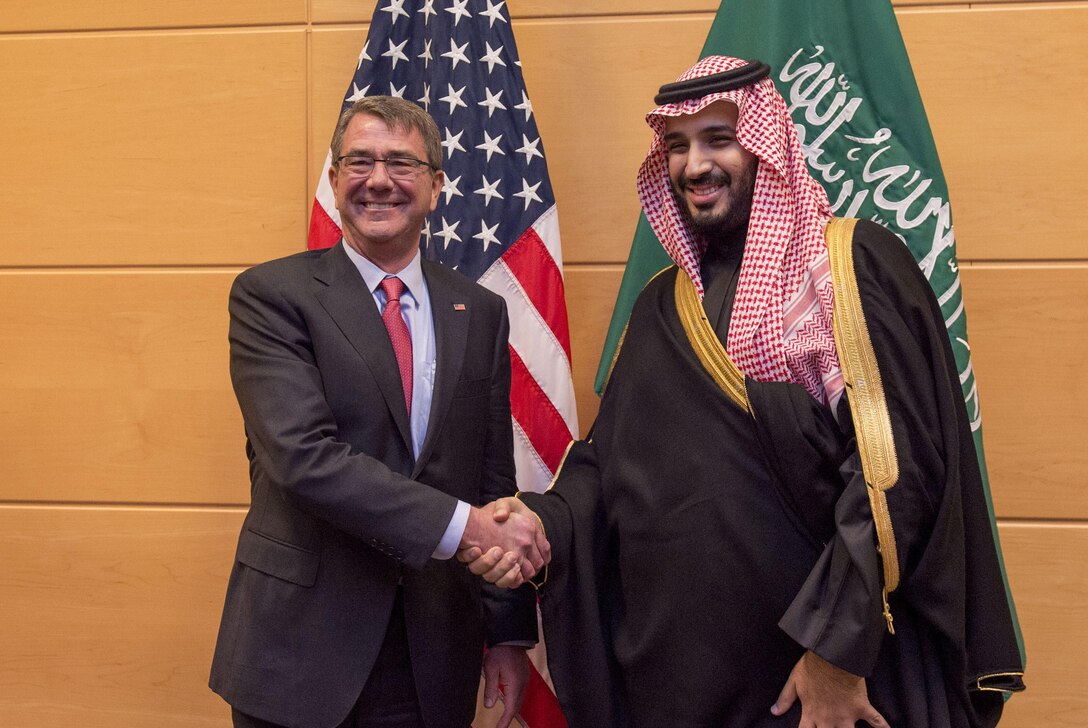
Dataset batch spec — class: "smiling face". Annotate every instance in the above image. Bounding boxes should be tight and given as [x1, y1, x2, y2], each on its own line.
[663, 101, 758, 241]
[328, 112, 444, 271]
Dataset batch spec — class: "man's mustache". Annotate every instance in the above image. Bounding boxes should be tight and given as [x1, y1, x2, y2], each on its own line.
[677, 171, 731, 190]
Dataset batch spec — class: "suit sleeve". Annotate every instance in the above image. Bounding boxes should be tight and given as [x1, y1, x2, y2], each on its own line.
[228, 265, 457, 571]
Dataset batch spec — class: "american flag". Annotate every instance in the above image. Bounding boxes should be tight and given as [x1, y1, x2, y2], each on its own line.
[307, 1, 575, 725]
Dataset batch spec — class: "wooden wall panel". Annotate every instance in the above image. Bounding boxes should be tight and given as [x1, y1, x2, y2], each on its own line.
[900, 5, 1088, 261]
[0, 505, 243, 728]
[0, 1, 304, 32]
[307, 0, 1026, 25]
[0, 272, 249, 505]
[961, 265, 1088, 520]
[309, 1, 719, 25]
[309, 26, 369, 196]
[994, 523, 1088, 727]
[563, 265, 624, 434]
[0, 30, 306, 267]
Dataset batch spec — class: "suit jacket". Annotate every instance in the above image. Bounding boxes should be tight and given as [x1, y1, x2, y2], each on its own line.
[209, 244, 536, 728]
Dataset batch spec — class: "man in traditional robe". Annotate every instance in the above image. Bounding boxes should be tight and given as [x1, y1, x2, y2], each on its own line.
[460, 56, 1025, 727]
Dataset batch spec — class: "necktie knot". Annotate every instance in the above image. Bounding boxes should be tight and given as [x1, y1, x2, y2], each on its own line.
[381, 275, 405, 303]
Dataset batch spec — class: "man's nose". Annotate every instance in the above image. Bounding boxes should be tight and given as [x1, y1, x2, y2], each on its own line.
[366, 160, 395, 188]
[685, 147, 714, 178]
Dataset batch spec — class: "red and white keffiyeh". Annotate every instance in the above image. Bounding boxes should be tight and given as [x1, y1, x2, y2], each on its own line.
[637, 55, 844, 407]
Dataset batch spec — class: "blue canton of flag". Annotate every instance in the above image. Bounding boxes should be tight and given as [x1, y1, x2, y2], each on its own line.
[339, 0, 554, 282]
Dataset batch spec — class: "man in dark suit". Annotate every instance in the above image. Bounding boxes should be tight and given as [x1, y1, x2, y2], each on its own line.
[210, 96, 549, 728]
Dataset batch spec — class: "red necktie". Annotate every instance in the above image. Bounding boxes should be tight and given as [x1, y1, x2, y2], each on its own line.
[380, 276, 413, 413]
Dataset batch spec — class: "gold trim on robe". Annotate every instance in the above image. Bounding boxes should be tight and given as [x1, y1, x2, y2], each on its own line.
[673, 271, 750, 414]
[826, 217, 901, 633]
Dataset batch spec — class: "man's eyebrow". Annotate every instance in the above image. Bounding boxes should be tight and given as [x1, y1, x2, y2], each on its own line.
[663, 124, 738, 142]
[342, 147, 418, 158]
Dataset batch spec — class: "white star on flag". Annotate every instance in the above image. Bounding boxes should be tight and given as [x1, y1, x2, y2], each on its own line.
[514, 91, 533, 122]
[515, 134, 543, 164]
[381, 0, 410, 24]
[474, 176, 505, 207]
[513, 179, 543, 210]
[439, 83, 468, 113]
[480, 0, 508, 28]
[418, 0, 436, 22]
[478, 88, 506, 117]
[382, 38, 409, 69]
[441, 175, 464, 203]
[480, 42, 507, 74]
[442, 128, 466, 158]
[475, 131, 505, 161]
[418, 39, 432, 66]
[356, 40, 371, 69]
[434, 216, 462, 250]
[473, 220, 502, 251]
[441, 39, 470, 70]
[347, 82, 370, 102]
[445, 0, 471, 26]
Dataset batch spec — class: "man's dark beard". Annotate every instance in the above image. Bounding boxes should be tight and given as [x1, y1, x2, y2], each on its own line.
[672, 168, 756, 243]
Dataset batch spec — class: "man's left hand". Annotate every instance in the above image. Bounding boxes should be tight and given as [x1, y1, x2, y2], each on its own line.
[771, 650, 890, 728]
[482, 644, 530, 728]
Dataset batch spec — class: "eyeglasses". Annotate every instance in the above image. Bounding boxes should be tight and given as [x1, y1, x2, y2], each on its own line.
[335, 154, 436, 179]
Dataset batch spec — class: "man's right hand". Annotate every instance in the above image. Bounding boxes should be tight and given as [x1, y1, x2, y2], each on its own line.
[458, 497, 549, 587]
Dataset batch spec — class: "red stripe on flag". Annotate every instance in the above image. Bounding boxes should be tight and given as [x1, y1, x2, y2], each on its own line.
[501, 229, 572, 363]
[519, 660, 570, 728]
[509, 347, 574, 473]
[307, 198, 341, 250]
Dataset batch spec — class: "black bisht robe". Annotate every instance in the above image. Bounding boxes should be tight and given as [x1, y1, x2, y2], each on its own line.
[521, 220, 1024, 727]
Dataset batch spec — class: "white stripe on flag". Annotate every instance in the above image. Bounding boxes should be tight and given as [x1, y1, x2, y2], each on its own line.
[479, 257, 578, 435]
[512, 417, 554, 493]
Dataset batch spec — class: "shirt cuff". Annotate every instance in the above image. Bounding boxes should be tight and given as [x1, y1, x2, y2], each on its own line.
[431, 499, 470, 560]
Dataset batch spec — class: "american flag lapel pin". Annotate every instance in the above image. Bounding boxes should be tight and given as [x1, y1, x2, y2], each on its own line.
[453, 303, 467, 311]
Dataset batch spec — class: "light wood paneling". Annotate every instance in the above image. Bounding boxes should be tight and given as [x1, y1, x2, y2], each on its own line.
[961, 264, 1088, 520]
[0, 30, 306, 267]
[994, 523, 1088, 727]
[0, 505, 243, 728]
[0, 1, 304, 32]
[307, 0, 1024, 25]
[564, 265, 624, 434]
[309, 1, 720, 25]
[0, 271, 249, 505]
[901, 5, 1088, 260]
[309, 25, 370, 196]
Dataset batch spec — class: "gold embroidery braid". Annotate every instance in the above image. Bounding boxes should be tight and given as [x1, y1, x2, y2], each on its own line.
[826, 217, 901, 634]
[975, 671, 1026, 692]
[673, 272, 750, 414]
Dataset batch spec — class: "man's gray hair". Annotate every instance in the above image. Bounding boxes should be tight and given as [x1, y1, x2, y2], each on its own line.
[330, 96, 443, 170]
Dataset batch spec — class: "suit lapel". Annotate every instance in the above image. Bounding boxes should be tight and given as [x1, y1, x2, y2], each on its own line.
[413, 261, 470, 477]
[313, 245, 413, 453]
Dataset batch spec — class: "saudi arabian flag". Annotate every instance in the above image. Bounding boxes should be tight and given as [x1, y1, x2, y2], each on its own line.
[594, 0, 1024, 659]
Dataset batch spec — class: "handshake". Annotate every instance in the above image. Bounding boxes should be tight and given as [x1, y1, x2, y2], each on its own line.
[457, 497, 549, 588]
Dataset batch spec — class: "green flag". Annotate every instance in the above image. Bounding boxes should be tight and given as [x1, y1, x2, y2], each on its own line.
[594, 0, 1024, 660]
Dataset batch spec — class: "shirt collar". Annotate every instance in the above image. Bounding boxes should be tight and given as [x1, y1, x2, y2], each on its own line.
[341, 241, 424, 304]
